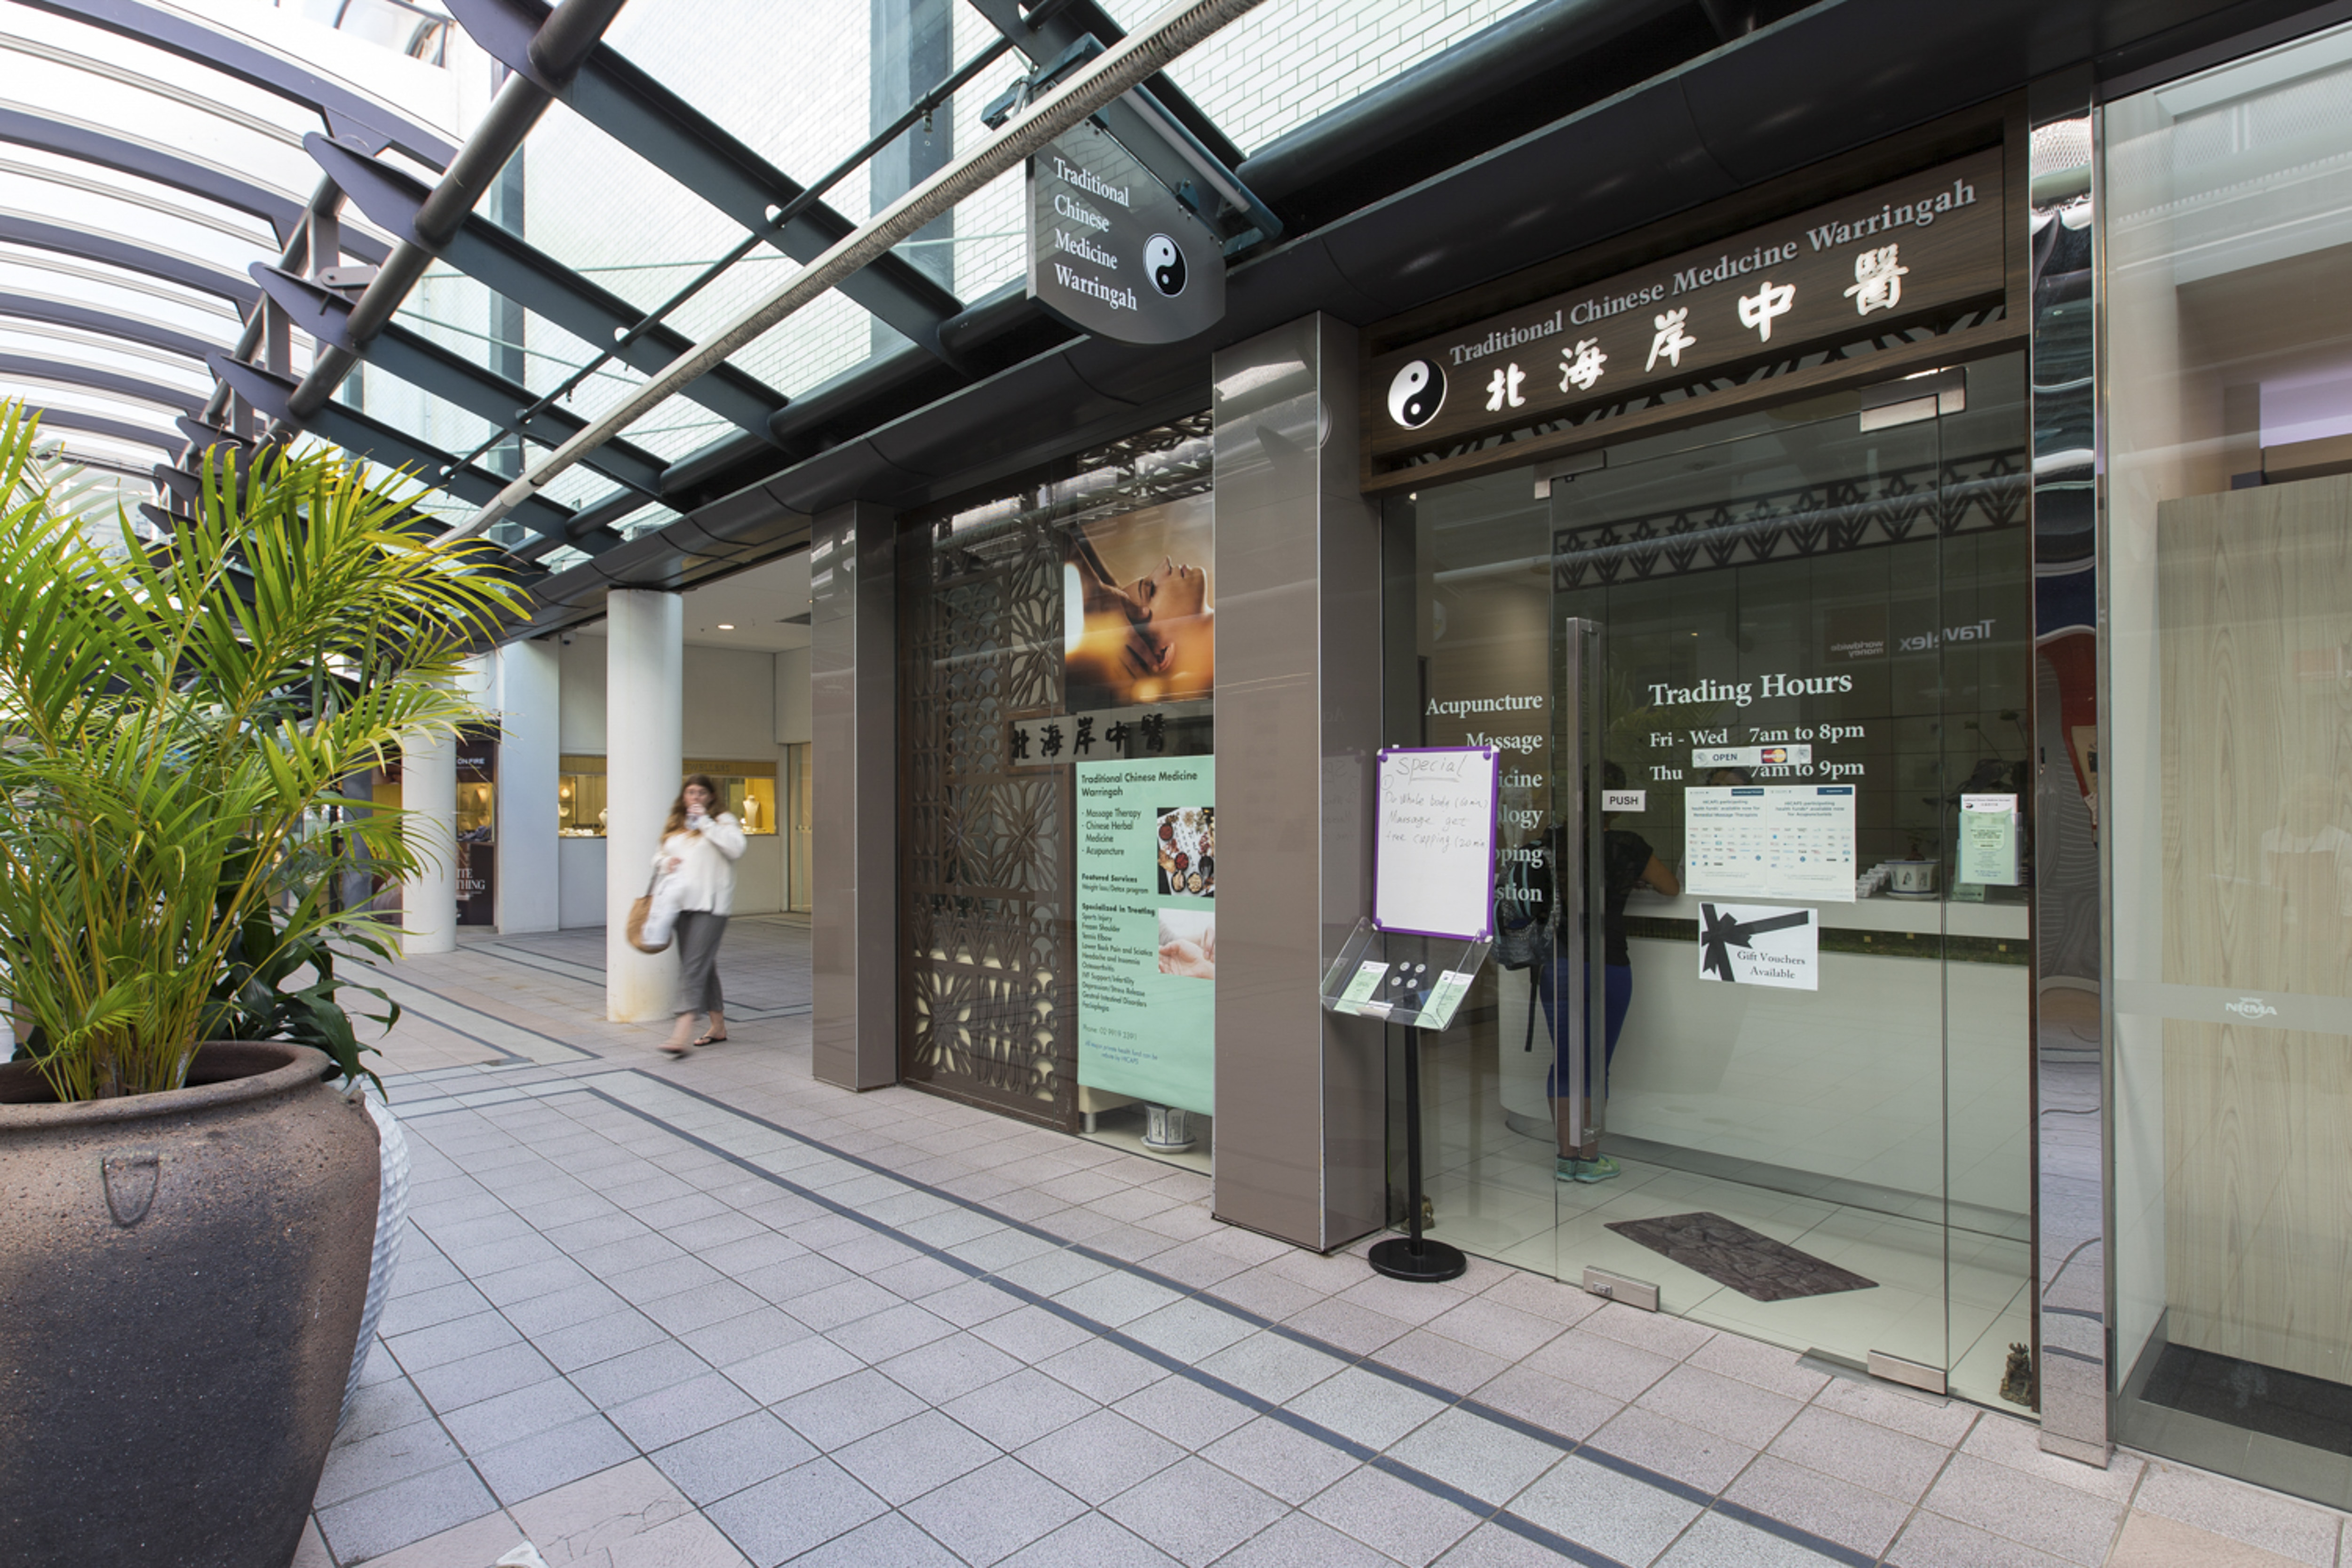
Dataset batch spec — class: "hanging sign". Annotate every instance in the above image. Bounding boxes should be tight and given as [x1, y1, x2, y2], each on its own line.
[1028, 119, 1226, 345]
[1373, 746, 1499, 941]
[1366, 146, 2005, 457]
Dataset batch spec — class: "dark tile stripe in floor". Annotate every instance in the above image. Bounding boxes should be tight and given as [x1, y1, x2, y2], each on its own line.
[629, 1074, 1874, 1555]
[365, 1062, 1886, 1562]
[578, 1074, 1868, 1566]
[464, 940, 815, 1023]
[363, 971, 598, 1061]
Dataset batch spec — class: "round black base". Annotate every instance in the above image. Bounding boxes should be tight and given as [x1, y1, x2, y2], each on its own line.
[1368, 1236, 1468, 1283]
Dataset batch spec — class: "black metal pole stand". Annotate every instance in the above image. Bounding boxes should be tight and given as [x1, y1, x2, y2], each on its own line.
[1368, 1027, 1467, 1282]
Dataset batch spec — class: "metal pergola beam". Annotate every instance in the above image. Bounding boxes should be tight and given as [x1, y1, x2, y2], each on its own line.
[443, 0, 963, 358]
[970, 0, 1244, 168]
[967, 0, 1265, 241]
[249, 263, 668, 495]
[0, 107, 307, 243]
[0, 352, 200, 413]
[0, 291, 223, 362]
[207, 353, 620, 553]
[9, 0, 460, 171]
[0, 211, 262, 307]
[22, 403, 186, 455]
[307, 133, 788, 438]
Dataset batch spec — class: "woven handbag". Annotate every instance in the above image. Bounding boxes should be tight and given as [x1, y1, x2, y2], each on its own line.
[627, 868, 670, 953]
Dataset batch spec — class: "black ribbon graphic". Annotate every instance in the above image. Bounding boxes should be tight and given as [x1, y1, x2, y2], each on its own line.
[1699, 903, 1812, 982]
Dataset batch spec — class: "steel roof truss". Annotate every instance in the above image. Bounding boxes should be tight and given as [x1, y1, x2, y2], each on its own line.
[0, 106, 305, 244]
[0, 351, 199, 413]
[442, 0, 961, 357]
[0, 211, 263, 306]
[248, 263, 667, 495]
[206, 354, 621, 553]
[306, 133, 786, 438]
[9, 0, 458, 170]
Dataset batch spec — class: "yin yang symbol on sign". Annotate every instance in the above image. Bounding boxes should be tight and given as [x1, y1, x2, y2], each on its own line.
[1144, 234, 1186, 297]
[1387, 358, 1446, 428]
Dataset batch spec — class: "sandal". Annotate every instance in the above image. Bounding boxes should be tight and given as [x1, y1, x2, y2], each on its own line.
[660, 1040, 691, 1058]
[693, 1032, 727, 1047]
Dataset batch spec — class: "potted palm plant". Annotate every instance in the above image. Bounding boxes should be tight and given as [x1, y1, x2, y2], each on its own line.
[0, 403, 519, 1568]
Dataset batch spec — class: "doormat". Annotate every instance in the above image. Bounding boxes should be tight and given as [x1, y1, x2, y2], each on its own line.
[1605, 1211, 1877, 1302]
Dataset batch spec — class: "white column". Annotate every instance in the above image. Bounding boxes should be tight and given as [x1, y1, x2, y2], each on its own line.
[495, 638, 561, 934]
[399, 727, 457, 956]
[606, 589, 683, 1021]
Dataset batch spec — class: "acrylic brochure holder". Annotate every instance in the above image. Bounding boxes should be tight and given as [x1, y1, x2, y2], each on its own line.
[1325, 744, 1499, 1284]
[1318, 920, 1490, 1032]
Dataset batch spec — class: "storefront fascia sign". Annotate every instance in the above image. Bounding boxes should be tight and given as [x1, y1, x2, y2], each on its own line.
[1365, 146, 2005, 457]
[1028, 119, 1226, 345]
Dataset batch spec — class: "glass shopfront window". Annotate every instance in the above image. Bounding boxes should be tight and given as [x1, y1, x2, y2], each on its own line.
[556, 758, 778, 838]
[685, 761, 779, 836]
[2106, 23, 2352, 1504]
[787, 741, 811, 913]
[558, 755, 608, 837]
[1384, 358, 2035, 1405]
[897, 418, 1217, 1169]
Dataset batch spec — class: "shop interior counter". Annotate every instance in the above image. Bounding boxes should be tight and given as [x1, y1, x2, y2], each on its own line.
[1628, 888, 2031, 940]
[1495, 883, 2031, 1229]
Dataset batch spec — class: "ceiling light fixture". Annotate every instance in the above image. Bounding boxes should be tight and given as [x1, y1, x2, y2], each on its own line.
[716, 622, 735, 629]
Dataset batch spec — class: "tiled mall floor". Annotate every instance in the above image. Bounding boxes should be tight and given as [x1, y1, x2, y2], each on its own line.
[297, 920, 2352, 1567]
[1415, 1039, 2035, 1410]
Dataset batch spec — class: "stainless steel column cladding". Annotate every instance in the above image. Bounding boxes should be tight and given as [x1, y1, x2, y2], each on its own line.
[2026, 105, 2111, 1466]
[813, 501, 898, 1091]
[1211, 313, 1386, 1250]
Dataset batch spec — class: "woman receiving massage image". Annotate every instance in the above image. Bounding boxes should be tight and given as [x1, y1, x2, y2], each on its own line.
[1064, 530, 1215, 709]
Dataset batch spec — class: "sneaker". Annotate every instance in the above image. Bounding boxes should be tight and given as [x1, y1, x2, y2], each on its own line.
[1573, 1155, 1621, 1183]
[1555, 1157, 1586, 1183]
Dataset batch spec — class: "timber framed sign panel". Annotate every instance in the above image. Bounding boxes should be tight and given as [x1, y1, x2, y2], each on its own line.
[1364, 146, 2006, 465]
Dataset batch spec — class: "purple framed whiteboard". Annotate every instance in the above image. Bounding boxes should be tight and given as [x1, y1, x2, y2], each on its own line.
[1373, 746, 1500, 942]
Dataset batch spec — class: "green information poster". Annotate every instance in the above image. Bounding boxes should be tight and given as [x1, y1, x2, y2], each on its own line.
[1076, 756, 1215, 1116]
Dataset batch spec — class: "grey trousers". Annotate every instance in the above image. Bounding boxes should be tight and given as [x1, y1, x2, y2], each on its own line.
[673, 910, 727, 1016]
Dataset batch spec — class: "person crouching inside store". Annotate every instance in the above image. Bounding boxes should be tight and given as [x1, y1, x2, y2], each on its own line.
[658, 773, 747, 1058]
[1539, 761, 1679, 1182]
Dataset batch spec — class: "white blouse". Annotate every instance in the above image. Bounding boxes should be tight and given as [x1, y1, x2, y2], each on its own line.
[655, 812, 747, 915]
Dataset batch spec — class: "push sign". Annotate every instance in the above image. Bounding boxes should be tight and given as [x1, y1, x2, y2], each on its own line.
[1027, 119, 1224, 345]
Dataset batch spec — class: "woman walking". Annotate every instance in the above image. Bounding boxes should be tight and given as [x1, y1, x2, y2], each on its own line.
[658, 774, 746, 1058]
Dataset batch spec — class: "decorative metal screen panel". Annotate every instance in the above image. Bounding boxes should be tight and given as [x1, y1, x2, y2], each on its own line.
[897, 415, 1214, 1128]
[1553, 446, 2026, 589]
[899, 525, 1074, 1125]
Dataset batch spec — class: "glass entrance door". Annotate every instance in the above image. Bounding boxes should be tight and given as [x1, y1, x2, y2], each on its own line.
[1396, 356, 2034, 1407]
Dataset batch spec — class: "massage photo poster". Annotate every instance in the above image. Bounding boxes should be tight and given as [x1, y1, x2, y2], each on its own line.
[1076, 755, 1215, 1116]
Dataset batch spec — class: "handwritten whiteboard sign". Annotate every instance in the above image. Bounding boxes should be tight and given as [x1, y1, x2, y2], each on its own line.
[1374, 746, 1499, 941]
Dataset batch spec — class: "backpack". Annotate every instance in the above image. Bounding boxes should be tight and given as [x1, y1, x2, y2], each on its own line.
[1492, 851, 1553, 971]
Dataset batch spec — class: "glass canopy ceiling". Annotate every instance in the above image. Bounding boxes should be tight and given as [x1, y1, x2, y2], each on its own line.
[0, 0, 1543, 572]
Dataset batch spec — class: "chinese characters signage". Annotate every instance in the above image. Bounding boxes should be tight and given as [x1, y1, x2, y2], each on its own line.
[1009, 700, 1209, 767]
[1366, 147, 2004, 457]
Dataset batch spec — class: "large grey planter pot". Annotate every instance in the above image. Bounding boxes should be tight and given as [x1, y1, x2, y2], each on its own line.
[340, 1085, 410, 1429]
[0, 1043, 380, 1568]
